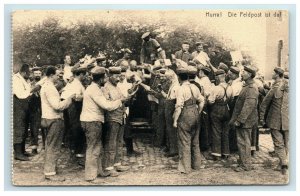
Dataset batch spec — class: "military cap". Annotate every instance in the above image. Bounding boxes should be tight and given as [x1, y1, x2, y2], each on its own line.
[71, 66, 87, 73]
[218, 62, 229, 73]
[182, 41, 190, 45]
[95, 52, 106, 61]
[31, 66, 41, 72]
[188, 61, 197, 67]
[87, 64, 95, 70]
[229, 66, 240, 75]
[176, 67, 188, 74]
[215, 69, 225, 76]
[152, 65, 162, 71]
[141, 32, 151, 39]
[121, 48, 132, 54]
[195, 41, 204, 46]
[120, 66, 128, 73]
[284, 71, 289, 79]
[187, 66, 198, 75]
[274, 67, 284, 75]
[199, 65, 211, 73]
[91, 66, 106, 75]
[243, 65, 256, 77]
[159, 68, 167, 74]
[108, 66, 121, 74]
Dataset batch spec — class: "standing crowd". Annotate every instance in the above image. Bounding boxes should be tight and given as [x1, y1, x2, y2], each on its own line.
[13, 32, 289, 182]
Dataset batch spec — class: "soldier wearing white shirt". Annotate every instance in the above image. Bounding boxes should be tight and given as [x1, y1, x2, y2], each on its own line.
[207, 69, 233, 160]
[173, 67, 205, 174]
[40, 66, 75, 181]
[80, 67, 127, 181]
[13, 64, 34, 161]
[196, 66, 214, 153]
[63, 66, 86, 159]
[63, 55, 73, 83]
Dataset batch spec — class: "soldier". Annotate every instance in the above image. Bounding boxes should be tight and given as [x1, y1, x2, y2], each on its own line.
[218, 62, 230, 83]
[160, 64, 180, 157]
[140, 32, 166, 64]
[80, 66, 129, 182]
[207, 69, 233, 160]
[192, 41, 212, 68]
[259, 67, 288, 175]
[195, 66, 214, 153]
[227, 66, 243, 152]
[229, 65, 259, 172]
[62, 66, 86, 160]
[13, 63, 41, 161]
[28, 67, 43, 155]
[175, 41, 193, 63]
[115, 48, 132, 67]
[102, 67, 131, 176]
[40, 66, 75, 181]
[63, 55, 73, 83]
[117, 66, 141, 157]
[173, 67, 205, 174]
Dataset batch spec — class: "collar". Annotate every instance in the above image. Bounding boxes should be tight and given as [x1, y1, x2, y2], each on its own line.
[182, 80, 190, 86]
[243, 79, 255, 87]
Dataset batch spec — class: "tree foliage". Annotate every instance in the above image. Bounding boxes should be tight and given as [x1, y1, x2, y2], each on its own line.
[13, 17, 226, 70]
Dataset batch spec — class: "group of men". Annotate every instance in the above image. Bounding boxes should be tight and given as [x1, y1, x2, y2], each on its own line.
[13, 31, 289, 183]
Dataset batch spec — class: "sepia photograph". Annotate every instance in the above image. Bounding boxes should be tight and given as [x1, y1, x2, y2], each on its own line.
[11, 9, 289, 186]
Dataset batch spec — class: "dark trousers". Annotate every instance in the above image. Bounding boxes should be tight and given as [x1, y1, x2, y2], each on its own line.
[177, 105, 202, 173]
[81, 121, 104, 181]
[29, 105, 42, 147]
[228, 96, 238, 152]
[270, 129, 288, 166]
[43, 119, 64, 176]
[200, 105, 212, 151]
[251, 124, 259, 151]
[155, 100, 166, 148]
[209, 103, 230, 156]
[164, 100, 178, 154]
[13, 96, 29, 144]
[103, 121, 122, 170]
[68, 102, 85, 154]
[236, 127, 252, 169]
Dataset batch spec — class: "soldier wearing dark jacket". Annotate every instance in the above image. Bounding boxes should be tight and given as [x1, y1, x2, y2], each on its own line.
[229, 65, 259, 172]
[259, 67, 288, 175]
[175, 42, 193, 63]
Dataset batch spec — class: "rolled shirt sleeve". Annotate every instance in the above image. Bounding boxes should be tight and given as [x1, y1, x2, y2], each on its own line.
[13, 74, 31, 99]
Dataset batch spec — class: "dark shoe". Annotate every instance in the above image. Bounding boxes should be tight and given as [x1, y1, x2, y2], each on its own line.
[222, 155, 229, 160]
[268, 151, 276, 157]
[45, 175, 65, 182]
[127, 150, 142, 157]
[234, 166, 245, 172]
[281, 165, 288, 175]
[31, 149, 38, 155]
[165, 153, 178, 157]
[98, 170, 111, 177]
[14, 144, 30, 161]
[172, 155, 179, 162]
[106, 169, 119, 177]
[115, 165, 130, 172]
[273, 164, 281, 171]
[213, 156, 221, 161]
[77, 158, 85, 166]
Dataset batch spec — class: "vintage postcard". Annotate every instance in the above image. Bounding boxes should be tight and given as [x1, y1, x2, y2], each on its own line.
[11, 10, 289, 186]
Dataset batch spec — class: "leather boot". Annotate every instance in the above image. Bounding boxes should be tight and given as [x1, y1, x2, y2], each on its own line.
[21, 141, 33, 157]
[14, 144, 29, 161]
